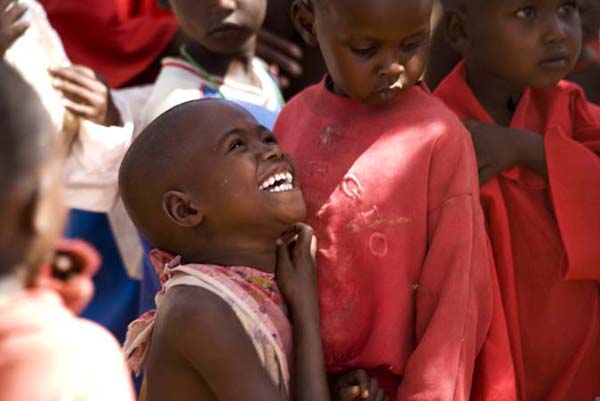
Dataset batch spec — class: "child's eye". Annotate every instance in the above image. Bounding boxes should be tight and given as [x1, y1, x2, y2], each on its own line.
[558, 1, 578, 15]
[263, 134, 278, 144]
[228, 139, 246, 152]
[350, 45, 377, 58]
[401, 38, 428, 53]
[515, 6, 536, 18]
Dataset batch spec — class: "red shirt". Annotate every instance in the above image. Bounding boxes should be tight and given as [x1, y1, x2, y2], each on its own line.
[275, 80, 496, 400]
[40, 0, 178, 87]
[435, 62, 600, 401]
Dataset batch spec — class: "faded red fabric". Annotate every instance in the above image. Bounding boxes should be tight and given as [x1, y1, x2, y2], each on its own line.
[274, 79, 503, 400]
[0, 289, 134, 401]
[435, 62, 600, 401]
[40, 0, 178, 87]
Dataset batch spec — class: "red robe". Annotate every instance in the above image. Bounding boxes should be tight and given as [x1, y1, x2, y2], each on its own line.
[40, 0, 178, 87]
[435, 62, 600, 401]
[275, 79, 504, 400]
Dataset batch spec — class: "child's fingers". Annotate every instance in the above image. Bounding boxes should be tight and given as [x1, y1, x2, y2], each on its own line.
[256, 41, 303, 78]
[275, 240, 293, 272]
[368, 378, 381, 401]
[291, 223, 314, 259]
[373, 388, 387, 401]
[2, 1, 26, 23]
[337, 385, 361, 401]
[53, 78, 102, 104]
[62, 98, 98, 120]
[49, 66, 105, 93]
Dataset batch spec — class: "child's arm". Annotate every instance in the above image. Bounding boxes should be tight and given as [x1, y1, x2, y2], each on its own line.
[396, 123, 497, 401]
[463, 120, 547, 183]
[0, 0, 28, 57]
[275, 223, 331, 401]
[49, 65, 123, 127]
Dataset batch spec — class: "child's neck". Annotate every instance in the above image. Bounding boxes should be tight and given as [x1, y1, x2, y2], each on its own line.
[180, 238, 277, 274]
[184, 41, 259, 87]
[465, 61, 526, 126]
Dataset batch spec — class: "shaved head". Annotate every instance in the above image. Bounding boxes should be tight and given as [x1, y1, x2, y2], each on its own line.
[119, 99, 256, 250]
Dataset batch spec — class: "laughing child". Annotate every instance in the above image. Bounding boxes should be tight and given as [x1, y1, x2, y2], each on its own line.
[273, 0, 509, 400]
[121, 99, 390, 401]
[435, 0, 600, 399]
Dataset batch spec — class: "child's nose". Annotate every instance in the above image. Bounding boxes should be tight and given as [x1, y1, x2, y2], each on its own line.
[214, 0, 236, 12]
[543, 15, 568, 44]
[379, 52, 405, 82]
[257, 143, 284, 160]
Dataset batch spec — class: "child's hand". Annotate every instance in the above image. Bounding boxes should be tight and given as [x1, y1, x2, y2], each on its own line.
[464, 120, 547, 183]
[0, 0, 29, 56]
[49, 65, 123, 127]
[256, 28, 303, 89]
[275, 223, 318, 317]
[464, 120, 525, 184]
[335, 370, 390, 401]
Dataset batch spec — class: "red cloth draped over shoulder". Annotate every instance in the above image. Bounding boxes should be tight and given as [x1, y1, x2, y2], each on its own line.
[435, 61, 600, 401]
[40, 0, 178, 87]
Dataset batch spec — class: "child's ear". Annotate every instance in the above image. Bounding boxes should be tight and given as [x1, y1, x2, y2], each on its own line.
[445, 9, 470, 55]
[163, 190, 204, 228]
[291, 0, 318, 47]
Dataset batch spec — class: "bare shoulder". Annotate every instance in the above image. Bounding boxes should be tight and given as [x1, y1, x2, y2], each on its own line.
[147, 285, 283, 401]
[153, 285, 244, 355]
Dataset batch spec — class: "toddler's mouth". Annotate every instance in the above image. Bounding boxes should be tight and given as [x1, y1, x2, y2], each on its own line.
[259, 171, 295, 193]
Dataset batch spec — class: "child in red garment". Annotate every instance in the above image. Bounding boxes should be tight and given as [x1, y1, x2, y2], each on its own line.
[274, 0, 508, 400]
[435, 1, 600, 400]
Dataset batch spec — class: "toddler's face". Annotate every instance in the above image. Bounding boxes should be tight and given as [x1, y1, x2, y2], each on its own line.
[311, 0, 432, 105]
[169, 0, 267, 54]
[464, 0, 581, 89]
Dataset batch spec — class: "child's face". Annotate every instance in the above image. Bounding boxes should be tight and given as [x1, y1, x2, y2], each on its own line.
[181, 104, 306, 236]
[463, 0, 581, 89]
[169, 0, 267, 54]
[310, 0, 432, 105]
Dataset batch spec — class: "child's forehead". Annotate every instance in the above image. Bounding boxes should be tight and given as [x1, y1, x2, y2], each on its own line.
[323, 0, 432, 36]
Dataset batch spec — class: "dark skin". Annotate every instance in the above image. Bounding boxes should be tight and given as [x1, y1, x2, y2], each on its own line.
[125, 101, 385, 401]
[446, 0, 582, 182]
[0, 0, 28, 57]
[49, 65, 122, 127]
[292, 0, 433, 105]
[167, 0, 266, 87]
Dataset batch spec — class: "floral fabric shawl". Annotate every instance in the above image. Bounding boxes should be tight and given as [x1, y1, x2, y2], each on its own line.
[123, 250, 292, 398]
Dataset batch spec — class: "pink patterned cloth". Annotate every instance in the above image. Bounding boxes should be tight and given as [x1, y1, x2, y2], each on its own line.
[123, 250, 292, 397]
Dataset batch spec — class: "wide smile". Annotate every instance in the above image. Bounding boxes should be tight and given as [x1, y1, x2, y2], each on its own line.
[258, 170, 295, 193]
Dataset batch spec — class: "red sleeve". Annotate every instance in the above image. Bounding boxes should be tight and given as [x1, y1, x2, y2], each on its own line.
[545, 90, 600, 280]
[396, 121, 494, 401]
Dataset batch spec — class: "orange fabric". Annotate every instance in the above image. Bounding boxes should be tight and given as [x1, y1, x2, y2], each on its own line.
[275, 79, 504, 400]
[435, 62, 600, 401]
[40, 0, 178, 87]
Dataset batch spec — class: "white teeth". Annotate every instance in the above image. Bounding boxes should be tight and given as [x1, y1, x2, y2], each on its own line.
[259, 171, 295, 192]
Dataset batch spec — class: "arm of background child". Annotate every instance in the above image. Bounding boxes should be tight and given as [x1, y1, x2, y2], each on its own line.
[63, 85, 152, 213]
[543, 91, 600, 280]
[151, 286, 289, 401]
[396, 123, 495, 401]
[0, 0, 28, 57]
